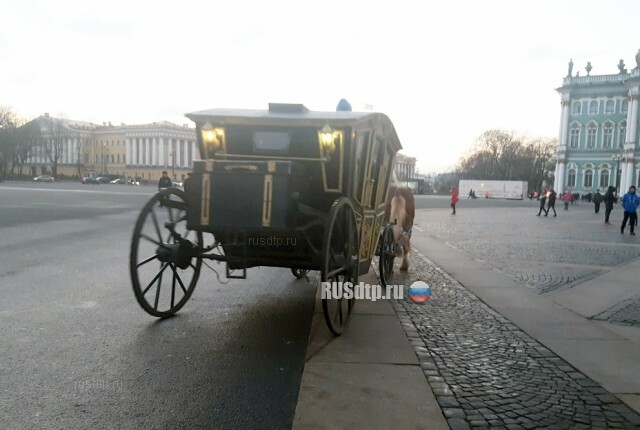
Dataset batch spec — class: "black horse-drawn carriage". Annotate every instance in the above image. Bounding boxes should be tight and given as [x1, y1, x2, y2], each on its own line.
[130, 103, 401, 335]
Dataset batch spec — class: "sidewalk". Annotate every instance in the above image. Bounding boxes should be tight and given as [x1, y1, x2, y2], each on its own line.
[292, 217, 640, 428]
[409, 231, 640, 415]
[292, 271, 448, 430]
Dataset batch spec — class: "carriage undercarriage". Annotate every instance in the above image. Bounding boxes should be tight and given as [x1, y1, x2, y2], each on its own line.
[130, 188, 364, 335]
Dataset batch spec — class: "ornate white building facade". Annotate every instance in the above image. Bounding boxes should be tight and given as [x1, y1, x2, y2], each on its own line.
[24, 115, 197, 181]
[554, 51, 640, 194]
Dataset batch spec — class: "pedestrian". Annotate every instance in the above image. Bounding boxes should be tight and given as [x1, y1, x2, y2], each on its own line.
[450, 187, 459, 215]
[536, 190, 548, 216]
[158, 170, 172, 190]
[545, 188, 557, 217]
[604, 186, 615, 224]
[620, 185, 639, 236]
[593, 190, 603, 213]
[562, 192, 573, 211]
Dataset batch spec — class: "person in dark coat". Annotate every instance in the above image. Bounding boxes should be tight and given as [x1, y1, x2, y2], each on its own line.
[158, 171, 172, 190]
[545, 188, 557, 217]
[537, 190, 548, 216]
[604, 186, 615, 224]
[593, 190, 603, 213]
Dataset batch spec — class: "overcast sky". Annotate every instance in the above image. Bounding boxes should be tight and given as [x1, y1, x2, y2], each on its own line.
[1, 0, 639, 173]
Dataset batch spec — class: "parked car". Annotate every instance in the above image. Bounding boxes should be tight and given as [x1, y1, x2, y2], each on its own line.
[33, 175, 55, 182]
[81, 177, 99, 184]
[110, 178, 127, 184]
[172, 181, 183, 187]
[96, 176, 111, 184]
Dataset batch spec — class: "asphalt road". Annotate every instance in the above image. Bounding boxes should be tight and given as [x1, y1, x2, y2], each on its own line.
[0, 181, 317, 429]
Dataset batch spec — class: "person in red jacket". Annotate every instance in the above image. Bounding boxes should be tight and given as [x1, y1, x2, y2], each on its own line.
[451, 188, 459, 215]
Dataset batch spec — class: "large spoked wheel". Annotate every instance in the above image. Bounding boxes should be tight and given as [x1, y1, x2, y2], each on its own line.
[130, 188, 203, 317]
[321, 197, 359, 336]
[379, 225, 396, 288]
[291, 268, 310, 279]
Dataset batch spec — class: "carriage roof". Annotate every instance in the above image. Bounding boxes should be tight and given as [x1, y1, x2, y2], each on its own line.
[186, 103, 402, 152]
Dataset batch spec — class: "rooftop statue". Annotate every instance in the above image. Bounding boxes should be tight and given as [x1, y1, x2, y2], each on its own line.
[567, 58, 573, 77]
[618, 59, 627, 74]
[636, 49, 640, 69]
[586, 61, 592, 76]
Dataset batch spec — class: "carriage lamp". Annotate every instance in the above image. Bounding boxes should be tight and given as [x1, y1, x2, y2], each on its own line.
[201, 122, 225, 153]
[319, 124, 336, 156]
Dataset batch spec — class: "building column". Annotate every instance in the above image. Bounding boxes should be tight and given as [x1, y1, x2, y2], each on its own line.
[554, 93, 571, 193]
[144, 138, 150, 167]
[183, 140, 189, 167]
[557, 161, 566, 193]
[192, 141, 197, 163]
[65, 139, 71, 164]
[176, 140, 182, 167]
[624, 159, 635, 192]
[131, 138, 137, 165]
[559, 95, 571, 148]
[72, 138, 77, 165]
[158, 137, 162, 167]
[152, 137, 157, 167]
[168, 139, 173, 169]
[125, 138, 131, 166]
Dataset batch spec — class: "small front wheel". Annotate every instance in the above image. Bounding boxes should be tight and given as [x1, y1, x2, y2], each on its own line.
[379, 225, 396, 287]
[291, 268, 310, 279]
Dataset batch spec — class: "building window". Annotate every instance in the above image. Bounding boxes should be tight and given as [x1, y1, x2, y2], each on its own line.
[619, 122, 626, 147]
[587, 125, 597, 148]
[589, 100, 598, 115]
[621, 99, 629, 114]
[567, 169, 576, 187]
[600, 169, 610, 188]
[117, 154, 120, 163]
[572, 102, 582, 115]
[605, 100, 614, 114]
[584, 170, 593, 188]
[569, 126, 580, 148]
[603, 123, 613, 148]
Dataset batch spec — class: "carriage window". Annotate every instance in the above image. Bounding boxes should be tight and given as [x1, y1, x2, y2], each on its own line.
[252, 131, 291, 152]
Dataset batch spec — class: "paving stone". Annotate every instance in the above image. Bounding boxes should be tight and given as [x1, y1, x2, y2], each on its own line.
[447, 417, 471, 430]
[380, 249, 640, 428]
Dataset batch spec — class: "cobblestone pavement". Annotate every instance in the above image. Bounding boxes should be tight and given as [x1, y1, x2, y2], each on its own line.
[413, 202, 640, 325]
[378, 251, 640, 429]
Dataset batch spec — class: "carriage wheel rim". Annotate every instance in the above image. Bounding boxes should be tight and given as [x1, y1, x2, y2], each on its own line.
[130, 189, 202, 317]
[321, 198, 358, 335]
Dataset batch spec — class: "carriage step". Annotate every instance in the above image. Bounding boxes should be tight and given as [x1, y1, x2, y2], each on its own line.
[226, 264, 247, 279]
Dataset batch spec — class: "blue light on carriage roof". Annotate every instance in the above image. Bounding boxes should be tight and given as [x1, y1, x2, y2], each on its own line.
[336, 99, 352, 112]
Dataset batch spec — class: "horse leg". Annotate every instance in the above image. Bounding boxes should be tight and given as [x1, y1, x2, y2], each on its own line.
[399, 239, 410, 271]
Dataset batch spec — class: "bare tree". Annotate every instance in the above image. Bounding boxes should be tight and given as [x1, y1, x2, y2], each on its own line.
[457, 129, 556, 193]
[0, 107, 32, 178]
[40, 116, 69, 177]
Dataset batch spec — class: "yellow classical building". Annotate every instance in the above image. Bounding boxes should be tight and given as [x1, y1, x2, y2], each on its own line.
[25, 114, 198, 182]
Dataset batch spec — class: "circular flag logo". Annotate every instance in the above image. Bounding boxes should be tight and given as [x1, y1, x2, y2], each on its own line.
[408, 281, 431, 303]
